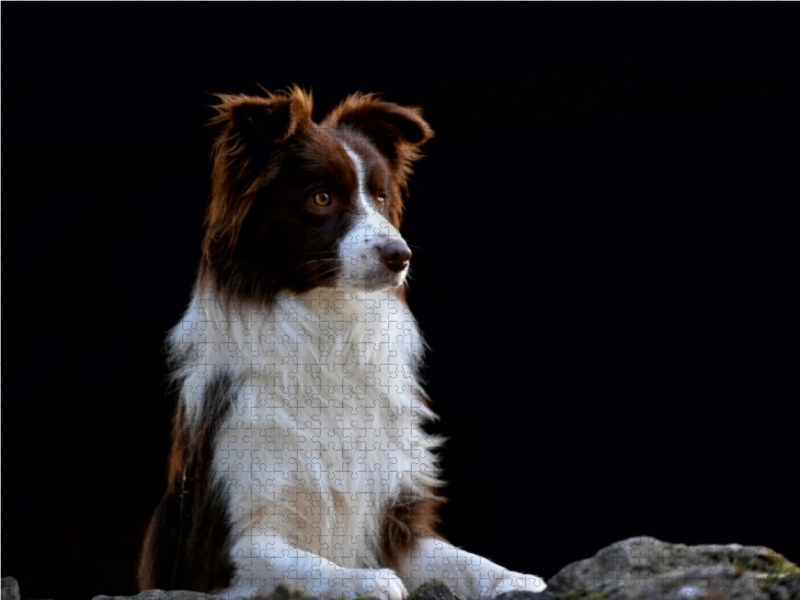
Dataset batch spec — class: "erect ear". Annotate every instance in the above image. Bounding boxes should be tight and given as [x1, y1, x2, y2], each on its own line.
[324, 93, 433, 162]
[209, 88, 313, 146]
[202, 88, 314, 262]
[206, 87, 313, 198]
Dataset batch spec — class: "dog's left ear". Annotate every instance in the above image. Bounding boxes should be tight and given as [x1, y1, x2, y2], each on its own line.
[324, 93, 433, 163]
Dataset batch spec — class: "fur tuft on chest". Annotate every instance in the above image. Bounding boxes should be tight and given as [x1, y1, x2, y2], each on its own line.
[165, 286, 442, 563]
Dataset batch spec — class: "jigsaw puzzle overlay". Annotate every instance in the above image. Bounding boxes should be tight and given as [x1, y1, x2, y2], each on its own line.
[172, 285, 435, 595]
[6, 537, 798, 600]
[157, 282, 545, 599]
[135, 89, 546, 600]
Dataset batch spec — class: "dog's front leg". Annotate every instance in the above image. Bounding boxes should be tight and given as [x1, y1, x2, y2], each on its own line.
[220, 531, 407, 600]
[395, 536, 546, 597]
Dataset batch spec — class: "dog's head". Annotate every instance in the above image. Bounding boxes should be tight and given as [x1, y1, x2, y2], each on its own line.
[200, 86, 433, 301]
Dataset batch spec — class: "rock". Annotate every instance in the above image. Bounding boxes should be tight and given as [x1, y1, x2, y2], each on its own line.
[1, 578, 20, 600]
[409, 581, 456, 600]
[5, 537, 799, 600]
[92, 584, 307, 600]
[92, 591, 221, 600]
[495, 592, 542, 600]
[539, 536, 800, 600]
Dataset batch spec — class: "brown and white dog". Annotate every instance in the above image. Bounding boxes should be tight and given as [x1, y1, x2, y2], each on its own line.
[138, 87, 545, 600]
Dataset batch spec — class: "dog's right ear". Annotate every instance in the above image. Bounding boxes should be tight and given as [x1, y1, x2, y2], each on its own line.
[206, 88, 314, 199]
[203, 88, 314, 267]
[209, 88, 313, 146]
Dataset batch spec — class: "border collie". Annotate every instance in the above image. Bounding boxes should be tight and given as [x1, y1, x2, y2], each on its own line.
[138, 87, 545, 600]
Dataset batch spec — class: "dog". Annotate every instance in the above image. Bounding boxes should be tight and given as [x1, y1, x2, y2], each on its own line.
[138, 87, 546, 600]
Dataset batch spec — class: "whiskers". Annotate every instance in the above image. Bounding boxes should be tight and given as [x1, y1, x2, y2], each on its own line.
[303, 250, 342, 257]
[294, 251, 342, 282]
[295, 258, 338, 270]
[295, 250, 341, 272]
[313, 265, 342, 280]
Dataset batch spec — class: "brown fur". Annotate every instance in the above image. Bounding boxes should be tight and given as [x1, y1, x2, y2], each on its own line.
[198, 86, 432, 300]
[138, 376, 238, 592]
[140, 87, 436, 593]
[326, 92, 433, 227]
[379, 489, 447, 572]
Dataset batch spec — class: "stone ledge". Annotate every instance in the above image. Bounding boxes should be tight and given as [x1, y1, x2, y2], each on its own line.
[3, 537, 798, 600]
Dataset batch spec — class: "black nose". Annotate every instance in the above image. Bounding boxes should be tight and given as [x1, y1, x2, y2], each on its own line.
[378, 239, 412, 273]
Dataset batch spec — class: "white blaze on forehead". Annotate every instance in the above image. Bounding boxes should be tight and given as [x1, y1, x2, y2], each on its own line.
[339, 140, 374, 215]
[335, 138, 407, 289]
[337, 139, 401, 238]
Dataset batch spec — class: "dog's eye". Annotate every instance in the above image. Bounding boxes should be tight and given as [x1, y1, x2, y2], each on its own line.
[377, 195, 386, 204]
[312, 192, 332, 207]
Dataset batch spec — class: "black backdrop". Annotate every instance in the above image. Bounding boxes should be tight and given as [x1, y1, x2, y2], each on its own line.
[5, 9, 799, 600]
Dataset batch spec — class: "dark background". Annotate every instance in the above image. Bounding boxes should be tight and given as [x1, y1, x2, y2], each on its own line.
[5, 10, 798, 600]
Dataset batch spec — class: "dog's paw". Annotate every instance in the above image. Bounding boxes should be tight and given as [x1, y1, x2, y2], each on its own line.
[494, 572, 547, 595]
[217, 580, 304, 600]
[370, 568, 409, 600]
[321, 567, 407, 600]
[221, 569, 407, 600]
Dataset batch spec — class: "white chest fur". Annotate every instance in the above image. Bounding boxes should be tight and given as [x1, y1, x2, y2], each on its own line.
[168, 285, 441, 567]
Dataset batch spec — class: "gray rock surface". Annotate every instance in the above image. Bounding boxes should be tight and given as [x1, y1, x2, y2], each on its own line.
[91, 584, 308, 600]
[409, 581, 456, 600]
[1, 578, 20, 600]
[532, 536, 800, 600]
[92, 591, 222, 600]
[4, 537, 798, 600]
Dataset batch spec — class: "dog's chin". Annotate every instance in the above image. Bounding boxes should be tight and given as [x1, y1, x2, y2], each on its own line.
[338, 266, 408, 291]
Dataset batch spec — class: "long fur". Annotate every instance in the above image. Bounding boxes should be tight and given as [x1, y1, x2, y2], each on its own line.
[138, 87, 546, 600]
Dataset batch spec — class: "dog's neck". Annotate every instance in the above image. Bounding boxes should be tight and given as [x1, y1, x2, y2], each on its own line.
[169, 282, 430, 423]
[183, 283, 420, 348]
